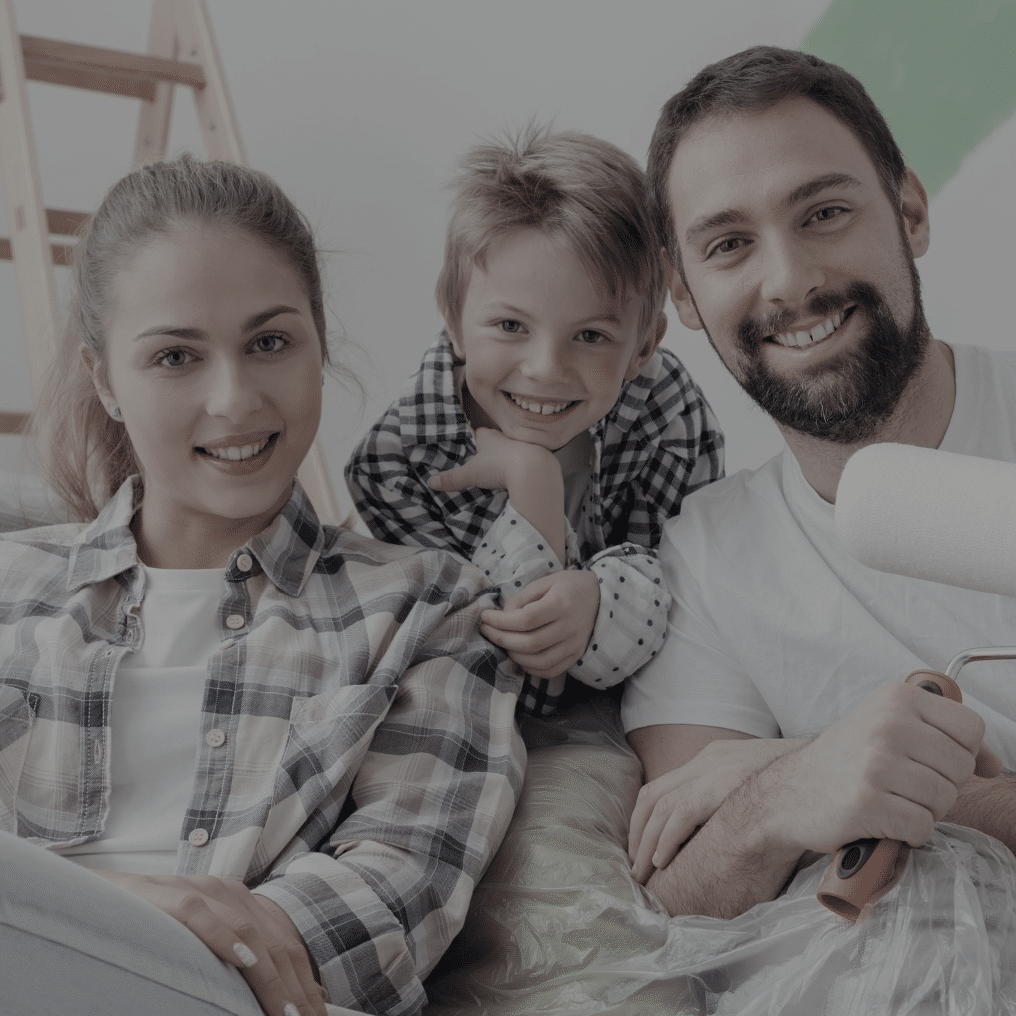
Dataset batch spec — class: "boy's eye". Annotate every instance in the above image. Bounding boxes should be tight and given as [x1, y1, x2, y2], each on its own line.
[499, 320, 523, 334]
[576, 329, 606, 344]
[156, 348, 194, 368]
[252, 333, 287, 354]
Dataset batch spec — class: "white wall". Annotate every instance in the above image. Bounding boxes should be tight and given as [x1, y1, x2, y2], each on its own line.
[2, 0, 1012, 505]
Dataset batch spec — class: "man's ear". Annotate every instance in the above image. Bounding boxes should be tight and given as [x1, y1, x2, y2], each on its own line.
[80, 346, 116, 414]
[899, 167, 930, 258]
[625, 312, 668, 380]
[662, 246, 704, 331]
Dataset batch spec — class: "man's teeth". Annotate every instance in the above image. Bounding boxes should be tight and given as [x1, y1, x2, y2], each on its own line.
[774, 312, 844, 348]
[509, 394, 571, 415]
[205, 438, 270, 461]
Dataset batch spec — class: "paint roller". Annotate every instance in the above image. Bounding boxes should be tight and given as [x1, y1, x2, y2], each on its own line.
[815, 443, 1016, 921]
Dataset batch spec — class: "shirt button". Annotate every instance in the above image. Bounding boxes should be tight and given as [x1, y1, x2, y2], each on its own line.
[226, 614, 245, 630]
[236, 553, 253, 572]
[188, 828, 209, 847]
[206, 728, 226, 748]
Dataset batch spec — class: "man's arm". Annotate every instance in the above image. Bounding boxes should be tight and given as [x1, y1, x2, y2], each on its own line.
[944, 772, 1016, 853]
[631, 683, 985, 919]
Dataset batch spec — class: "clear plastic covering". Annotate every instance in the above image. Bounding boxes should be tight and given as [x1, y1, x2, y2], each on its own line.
[424, 698, 1016, 1015]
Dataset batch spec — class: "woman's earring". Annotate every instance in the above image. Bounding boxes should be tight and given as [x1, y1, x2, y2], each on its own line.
[321, 372, 326, 388]
[110, 406, 121, 419]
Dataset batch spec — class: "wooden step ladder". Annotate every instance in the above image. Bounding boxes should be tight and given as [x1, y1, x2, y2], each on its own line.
[0, 0, 342, 521]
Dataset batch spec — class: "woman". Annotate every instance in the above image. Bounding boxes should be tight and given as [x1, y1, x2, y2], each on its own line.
[0, 156, 524, 1016]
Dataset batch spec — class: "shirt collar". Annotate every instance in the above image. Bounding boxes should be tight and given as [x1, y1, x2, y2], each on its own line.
[400, 335, 661, 447]
[67, 476, 327, 597]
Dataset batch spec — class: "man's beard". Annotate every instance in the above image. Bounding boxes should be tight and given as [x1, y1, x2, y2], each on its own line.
[723, 260, 931, 444]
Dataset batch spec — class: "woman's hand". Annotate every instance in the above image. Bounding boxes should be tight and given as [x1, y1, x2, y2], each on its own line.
[628, 736, 804, 883]
[93, 871, 327, 1016]
[480, 569, 599, 679]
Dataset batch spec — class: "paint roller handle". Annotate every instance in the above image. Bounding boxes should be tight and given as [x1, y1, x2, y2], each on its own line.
[816, 670, 1001, 921]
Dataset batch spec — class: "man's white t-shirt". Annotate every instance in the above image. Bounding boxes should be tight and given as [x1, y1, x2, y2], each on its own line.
[622, 343, 1016, 770]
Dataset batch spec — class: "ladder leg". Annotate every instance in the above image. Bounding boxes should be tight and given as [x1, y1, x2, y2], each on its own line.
[133, 0, 178, 168]
[174, 0, 245, 163]
[0, 0, 61, 399]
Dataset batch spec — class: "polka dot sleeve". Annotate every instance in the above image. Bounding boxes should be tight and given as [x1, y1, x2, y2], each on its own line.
[568, 544, 671, 689]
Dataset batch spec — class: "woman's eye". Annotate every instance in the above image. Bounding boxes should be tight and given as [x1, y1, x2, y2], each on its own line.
[156, 348, 194, 368]
[499, 320, 523, 334]
[253, 334, 287, 354]
[576, 329, 606, 344]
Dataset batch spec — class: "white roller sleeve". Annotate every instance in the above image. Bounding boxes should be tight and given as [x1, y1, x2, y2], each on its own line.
[835, 443, 1016, 598]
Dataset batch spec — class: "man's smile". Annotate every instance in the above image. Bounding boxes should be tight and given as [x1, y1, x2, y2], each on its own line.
[770, 306, 857, 349]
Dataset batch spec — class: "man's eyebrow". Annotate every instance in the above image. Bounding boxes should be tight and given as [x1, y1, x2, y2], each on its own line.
[684, 208, 750, 247]
[133, 304, 301, 342]
[682, 173, 866, 249]
[781, 172, 864, 209]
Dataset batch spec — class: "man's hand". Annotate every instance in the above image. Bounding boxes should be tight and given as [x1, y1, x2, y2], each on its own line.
[93, 871, 327, 1016]
[755, 682, 984, 856]
[628, 736, 805, 883]
[480, 569, 599, 679]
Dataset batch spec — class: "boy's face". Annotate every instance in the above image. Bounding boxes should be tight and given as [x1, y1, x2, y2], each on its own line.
[449, 228, 663, 451]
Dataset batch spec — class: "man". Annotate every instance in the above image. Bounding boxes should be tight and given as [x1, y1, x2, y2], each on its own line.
[621, 46, 1016, 920]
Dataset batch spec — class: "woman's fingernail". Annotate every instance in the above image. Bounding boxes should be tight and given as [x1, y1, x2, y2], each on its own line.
[233, 941, 257, 967]
[284, 1004, 300, 1016]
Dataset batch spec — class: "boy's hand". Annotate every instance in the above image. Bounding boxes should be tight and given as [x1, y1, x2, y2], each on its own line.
[428, 427, 543, 493]
[480, 570, 599, 679]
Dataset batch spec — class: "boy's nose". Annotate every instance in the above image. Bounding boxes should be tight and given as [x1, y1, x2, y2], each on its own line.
[519, 339, 567, 381]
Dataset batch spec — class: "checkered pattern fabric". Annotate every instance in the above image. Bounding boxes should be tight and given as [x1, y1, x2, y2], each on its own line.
[346, 336, 724, 714]
[0, 477, 525, 1014]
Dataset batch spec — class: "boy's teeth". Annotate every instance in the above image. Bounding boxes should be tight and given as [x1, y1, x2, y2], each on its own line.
[774, 312, 844, 348]
[510, 394, 569, 414]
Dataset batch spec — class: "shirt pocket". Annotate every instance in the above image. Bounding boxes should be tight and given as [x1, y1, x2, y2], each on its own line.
[263, 683, 397, 857]
[0, 686, 35, 833]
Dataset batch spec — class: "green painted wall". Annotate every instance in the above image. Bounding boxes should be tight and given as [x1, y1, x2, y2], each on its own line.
[803, 0, 1016, 196]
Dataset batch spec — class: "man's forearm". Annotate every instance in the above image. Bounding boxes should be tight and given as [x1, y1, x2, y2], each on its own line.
[646, 764, 804, 918]
[944, 772, 1016, 853]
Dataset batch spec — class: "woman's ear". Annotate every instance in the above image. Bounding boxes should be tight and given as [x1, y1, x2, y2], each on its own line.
[80, 346, 117, 416]
[624, 313, 668, 380]
[663, 247, 704, 331]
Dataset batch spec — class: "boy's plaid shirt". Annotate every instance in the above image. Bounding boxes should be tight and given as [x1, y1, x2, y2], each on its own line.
[0, 477, 525, 1014]
[346, 337, 725, 714]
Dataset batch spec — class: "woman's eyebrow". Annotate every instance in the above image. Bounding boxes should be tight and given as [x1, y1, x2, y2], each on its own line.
[132, 305, 302, 342]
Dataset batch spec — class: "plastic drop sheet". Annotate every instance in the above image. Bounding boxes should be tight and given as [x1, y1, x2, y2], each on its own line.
[424, 698, 1016, 1015]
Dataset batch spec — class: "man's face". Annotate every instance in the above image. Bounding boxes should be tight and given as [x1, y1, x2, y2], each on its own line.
[665, 97, 932, 444]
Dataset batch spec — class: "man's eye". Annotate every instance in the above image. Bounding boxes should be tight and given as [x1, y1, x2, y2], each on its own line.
[253, 334, 287, 354]
[810, 206, 846, 223]
[576, 329, 606, 344]
[499, 320, 522, 334]
[156, 348, 193, 368]
[709, 237, 746, 257]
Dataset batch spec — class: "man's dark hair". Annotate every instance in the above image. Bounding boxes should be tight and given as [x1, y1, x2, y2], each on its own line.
[648, 46, 907, 265]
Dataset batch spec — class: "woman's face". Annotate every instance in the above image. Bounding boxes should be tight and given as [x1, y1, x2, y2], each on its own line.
[93, 221, 323, 554]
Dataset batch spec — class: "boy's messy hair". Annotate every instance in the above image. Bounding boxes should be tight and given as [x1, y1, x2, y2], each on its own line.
[436, 124, 665, 343]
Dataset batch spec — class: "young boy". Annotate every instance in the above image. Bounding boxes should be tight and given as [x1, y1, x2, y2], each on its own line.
[345, 127, 723, 714]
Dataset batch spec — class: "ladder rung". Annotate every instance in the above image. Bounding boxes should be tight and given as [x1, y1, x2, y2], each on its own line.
[0, 411, 30, 435]
[20, 34, 205, 102]
[0, 238, 75, 266]
[46, 209, 89, 237]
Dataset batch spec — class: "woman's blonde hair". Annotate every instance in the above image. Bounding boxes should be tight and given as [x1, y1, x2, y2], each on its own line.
[32, 155, 332, 521]
[435, 124, 666, 343]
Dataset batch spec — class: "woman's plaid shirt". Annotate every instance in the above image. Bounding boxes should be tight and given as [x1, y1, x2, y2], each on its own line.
[0, 477, 525, 1014]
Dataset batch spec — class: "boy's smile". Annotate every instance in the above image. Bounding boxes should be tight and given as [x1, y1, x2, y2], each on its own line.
[450, 228, 663, 451]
